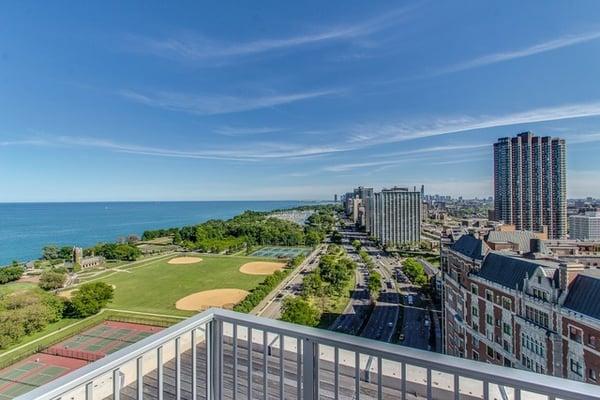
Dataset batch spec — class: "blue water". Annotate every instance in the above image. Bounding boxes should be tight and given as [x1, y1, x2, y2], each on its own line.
[0, 201, 314, 264]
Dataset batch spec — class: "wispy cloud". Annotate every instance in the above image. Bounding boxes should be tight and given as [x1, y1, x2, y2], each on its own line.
[213, 126, 282, 137]
[119, 88, 340, 116]
[127, 7, 411, 63]
[436, 30, 600, 75]
[349, 100, 600, 146]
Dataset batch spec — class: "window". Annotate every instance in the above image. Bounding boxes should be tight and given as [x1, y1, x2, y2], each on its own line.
[532, 288, 549, 301]
[525, 306, 549, 328]
[486, 314, 493, 325]
[589, 335, 597, 348]
[502, 297, 512, 310]
[570, 359, 583, 377]
[472, 350, 479, 361]
[487, 346, 494, 358]
[471, 284, 478, 296]
[503, 323, 512, 336]
[472, 306, 478, 317]
[521, 333, 545, 357]
[495, 318, 501, 327]
[590, 369, 598, 382]
[472, 321, 479, 331]
[569, 326, 583, 343]
[486, 290, 493, 301]
[537, 275, 542, 284]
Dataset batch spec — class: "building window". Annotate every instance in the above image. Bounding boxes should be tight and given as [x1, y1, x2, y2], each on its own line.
[487, 346, 494, 358]
[589, 335, 597, 348]
[525, 306, 549, 328]
[486, 314, 493, 325]
[590, 369, 598, 382]
[472, 350, 479, 361]
[537, 275, 542, 285]
[502, 297, 512, 310]
[569, 326, 583, 343]
[485, 290, 493, 302]
[503, 323, 512, 336]
[471, 284, 478, 296]
[472, 306, 478, 317]
[570, 359, 583, 377]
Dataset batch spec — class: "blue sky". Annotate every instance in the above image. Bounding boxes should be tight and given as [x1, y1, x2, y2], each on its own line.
[2, 1, 600, 201]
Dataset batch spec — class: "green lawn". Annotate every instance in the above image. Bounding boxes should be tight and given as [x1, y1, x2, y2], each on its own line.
[98, 255, 270, 316]
[0, 282, 37, 295]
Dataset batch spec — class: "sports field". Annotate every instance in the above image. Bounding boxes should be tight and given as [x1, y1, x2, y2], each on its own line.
[82, 254, 274, 315]
[250, 246, 311, 258]
[0, 321, 161, 399]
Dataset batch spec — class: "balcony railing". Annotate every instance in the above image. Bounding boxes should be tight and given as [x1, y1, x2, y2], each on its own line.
[16, 308, 597, 400]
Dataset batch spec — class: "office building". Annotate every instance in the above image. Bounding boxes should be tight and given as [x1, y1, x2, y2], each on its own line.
[493, 132, 567, 239]
[569, 212, 600, 240]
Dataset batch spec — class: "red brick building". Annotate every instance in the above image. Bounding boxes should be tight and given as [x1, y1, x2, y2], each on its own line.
[442, 234, 600, 385]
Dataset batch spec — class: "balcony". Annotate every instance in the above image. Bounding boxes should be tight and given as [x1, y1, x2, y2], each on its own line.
[16, 309, 596, 400]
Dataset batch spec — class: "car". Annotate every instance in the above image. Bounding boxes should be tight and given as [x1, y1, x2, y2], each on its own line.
[399, 334, 405, 341]
[387, 322, 393, 327]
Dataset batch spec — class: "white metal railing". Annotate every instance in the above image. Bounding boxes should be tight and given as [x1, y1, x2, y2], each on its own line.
[15, 308, 599, 400]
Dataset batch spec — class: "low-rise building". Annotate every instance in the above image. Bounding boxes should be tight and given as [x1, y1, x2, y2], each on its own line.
[570, 211, 600, 240]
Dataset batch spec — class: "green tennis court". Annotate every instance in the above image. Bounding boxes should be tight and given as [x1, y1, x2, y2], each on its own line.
[250, 246, 311, 258]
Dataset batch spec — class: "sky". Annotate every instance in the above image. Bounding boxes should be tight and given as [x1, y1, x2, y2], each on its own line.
[2, 1, 600, 201]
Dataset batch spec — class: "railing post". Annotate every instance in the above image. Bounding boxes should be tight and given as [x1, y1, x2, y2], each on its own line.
[302, 338, 318, 400]
[209, 320, 223, 400]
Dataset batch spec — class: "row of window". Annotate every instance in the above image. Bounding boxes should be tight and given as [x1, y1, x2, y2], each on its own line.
[568, 325, 598, 349]
[522, 354, 546, 374]
[471, 284, 513, 311]
[525, 305, 549, 328]
[567, 358, 599, 383]
[521, 333, 545, 357]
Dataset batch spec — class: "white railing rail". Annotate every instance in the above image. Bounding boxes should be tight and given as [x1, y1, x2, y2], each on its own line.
[15, 308, 599, 400]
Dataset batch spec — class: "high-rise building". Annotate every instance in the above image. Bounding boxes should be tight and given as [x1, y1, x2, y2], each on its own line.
[569, 211, 600, 240]
[334, 194, 338, 203]
[378, 187, 421, 246]
[493, 132, 567, 239]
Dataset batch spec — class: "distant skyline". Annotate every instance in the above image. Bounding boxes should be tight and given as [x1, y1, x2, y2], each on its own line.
[2, 1, 600, 201]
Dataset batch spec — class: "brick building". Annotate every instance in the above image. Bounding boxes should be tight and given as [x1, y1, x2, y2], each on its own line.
[442, 234, 600, 385]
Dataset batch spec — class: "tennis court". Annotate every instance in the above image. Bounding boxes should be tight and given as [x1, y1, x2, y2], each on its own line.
[0, 321, 163, 399]
[250, 246, 311, 258]
[0, 354, 86, 399]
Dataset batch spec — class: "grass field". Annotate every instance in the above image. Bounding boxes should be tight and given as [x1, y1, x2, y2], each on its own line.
[0, 282, 37, 295]
[89, 254, 271, 316]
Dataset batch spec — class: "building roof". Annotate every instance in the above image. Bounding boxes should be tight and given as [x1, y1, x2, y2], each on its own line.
[485, 230, 540, 253]
[563, 273, 600, 320]
[478, 252, 557, 290]
[451, 234, 488, 260]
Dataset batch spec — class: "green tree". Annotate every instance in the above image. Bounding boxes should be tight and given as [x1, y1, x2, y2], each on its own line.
[352, 239, 362, 251]
[0, 266, 24, 284]
[58, 246, 73, 260]
[302, 273, 324, 297]
[280, 297, 320, 327]
[42, 245, 60, 260]
[68, 282, 114, 317]
[330, 231, 343, 244]
[38, 271, 67, 290]
[367, 272, 382, 300]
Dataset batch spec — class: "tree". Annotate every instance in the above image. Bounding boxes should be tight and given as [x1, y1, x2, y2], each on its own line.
[280, 297, 320, 327]
[42, 245, 59, 260]
[330, 231, 343, 244]
[0, 266, 24, 284]
[352, 239, 362, 251]
[367, 272, 382, 300]
[302, 273, 324, 297]
[68, 282, 114, 317]
[38, 271, 67, 290]
[58, 246, 73, 260]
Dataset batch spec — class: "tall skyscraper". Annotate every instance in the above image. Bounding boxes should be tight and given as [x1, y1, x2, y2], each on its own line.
[493, 132, 567, 239]
[378, 187, 421, 246]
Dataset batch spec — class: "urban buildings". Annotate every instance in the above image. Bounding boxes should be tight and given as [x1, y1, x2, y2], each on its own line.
[569, 212, 600, 240]
[442, 233, 600, 385]
[493, 131, 567, 239]
[346, 186, 421, 247]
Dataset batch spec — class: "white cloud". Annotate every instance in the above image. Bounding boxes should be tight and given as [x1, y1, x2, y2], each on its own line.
[436, 30, 600, 75]
[350, 100, 600, 146]
[213, 126, 282, 136]
[119, 88, 340, 116]
[127, 7, 410, 62]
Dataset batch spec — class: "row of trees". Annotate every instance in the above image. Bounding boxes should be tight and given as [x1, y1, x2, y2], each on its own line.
[0, 266, 24, 284]
[281, 245, 356, 327]
[0, 282, 113, 349]
[234, 270, 288, 313]
[141, 206, 336, 254]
